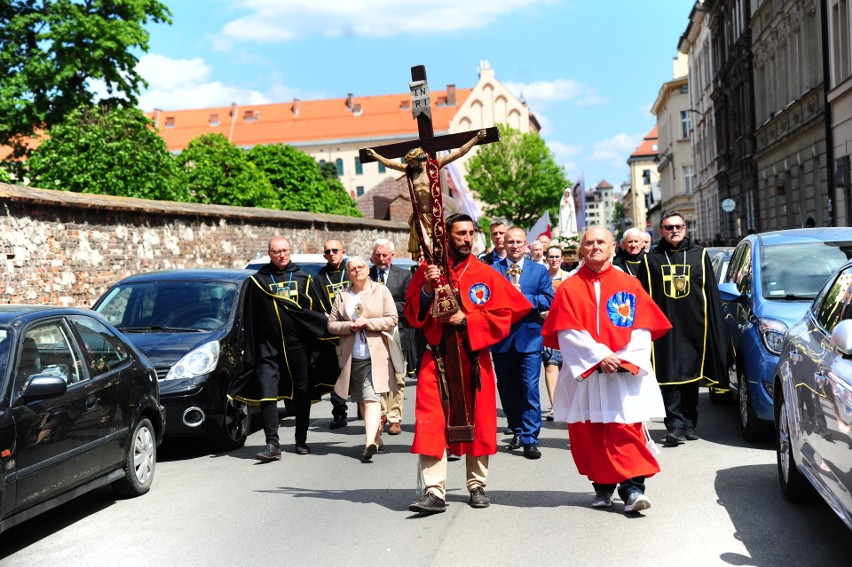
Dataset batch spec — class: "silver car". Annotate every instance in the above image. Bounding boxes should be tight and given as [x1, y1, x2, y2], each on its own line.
[774, 260, 852, 531]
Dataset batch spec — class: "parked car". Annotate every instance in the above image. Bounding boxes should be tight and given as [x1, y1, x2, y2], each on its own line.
[774, 260, 852, 531]
[93, 269, 255, 450]
[0, 306, 164, 535]
[708, 246, 734, 284]
[718, 228, 852, 440]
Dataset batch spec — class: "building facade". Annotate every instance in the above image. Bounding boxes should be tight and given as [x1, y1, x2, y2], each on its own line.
[826, 0, 852, 226]
[625, 127, 660, 234]
[584, 180, 616, 229]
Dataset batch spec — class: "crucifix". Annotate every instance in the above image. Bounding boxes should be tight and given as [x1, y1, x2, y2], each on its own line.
[360, 65, 500, 445]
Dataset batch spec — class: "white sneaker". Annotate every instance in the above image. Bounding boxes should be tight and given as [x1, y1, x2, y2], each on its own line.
[591, 491, 613, 508]
[624, 492, 651, 513]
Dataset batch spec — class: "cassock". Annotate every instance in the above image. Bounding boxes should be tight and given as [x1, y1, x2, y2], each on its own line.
[229, 264, 338, 405]
[405, 255, 531, 458]
[542, 264, 672, 484]
[636, 238, 730, 389]
[613, 249, 645, 278]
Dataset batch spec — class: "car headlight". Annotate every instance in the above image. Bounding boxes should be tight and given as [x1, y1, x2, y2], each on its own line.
[758, 318, 788, 355]
[165, 341, 220, 380]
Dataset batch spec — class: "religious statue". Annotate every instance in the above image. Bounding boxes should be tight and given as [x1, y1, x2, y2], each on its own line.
[558, 185, 578, 237]
[366, 129, 487, 259]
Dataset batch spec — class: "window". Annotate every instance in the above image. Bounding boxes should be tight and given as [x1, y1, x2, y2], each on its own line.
[165, 117, 176, 128]
[642, 169, 651, 185]
[683, 165, 695, 194]
[681, 111, 692, 138]
[69, 316, 130, 378]
[356, 186, 365, 197]
[335, 158, 344, 176]
[729, 242, 752, 295]
[208, 114, 219, 127]
[815, 266, 852, 331]
[243, 110, 259, 122]
[378, 162, 386, 173]
[355, 156, 363, 175]
[18, 322, 81, 387]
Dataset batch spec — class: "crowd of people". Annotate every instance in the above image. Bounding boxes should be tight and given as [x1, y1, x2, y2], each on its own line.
[239, 209, 730, 517]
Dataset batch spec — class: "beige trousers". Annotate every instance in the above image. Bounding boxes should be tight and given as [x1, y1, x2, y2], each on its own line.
[381, 372, 406, 423]
[419, 453, 488, 500]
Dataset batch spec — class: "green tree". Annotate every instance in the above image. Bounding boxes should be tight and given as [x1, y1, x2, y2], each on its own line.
[247, 144, 362, 217]
[466, 124, 569, 229]
[27, 104, 188, 200]
[0, 0, 171, 164]
[176, 134, 278, 208]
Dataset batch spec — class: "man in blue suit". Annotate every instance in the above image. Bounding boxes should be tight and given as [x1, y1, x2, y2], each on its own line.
[491, 226, 554, 459]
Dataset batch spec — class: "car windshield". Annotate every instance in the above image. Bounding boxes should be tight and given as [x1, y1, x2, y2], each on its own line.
[95, 282, 238, 332]
[761, 241, 852, 300]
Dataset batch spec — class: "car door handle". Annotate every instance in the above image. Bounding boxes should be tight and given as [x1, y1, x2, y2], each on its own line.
[789, 351, 802, 364]
[86, 395, 99, 410]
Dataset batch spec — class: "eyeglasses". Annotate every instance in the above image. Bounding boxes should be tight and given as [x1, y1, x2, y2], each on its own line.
[661, 224, 685, 231]
[324, 248, 340, 255]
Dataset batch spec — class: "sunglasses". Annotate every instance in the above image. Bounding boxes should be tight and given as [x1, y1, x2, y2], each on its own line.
[662, 224, 685, 231]
[324, 248, 340, 255]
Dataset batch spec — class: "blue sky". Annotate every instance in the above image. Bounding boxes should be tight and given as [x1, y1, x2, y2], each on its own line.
[137, 0, 693, 191]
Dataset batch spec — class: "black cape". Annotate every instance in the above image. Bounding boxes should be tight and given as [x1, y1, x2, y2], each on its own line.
[613, 249, 645, 277]
[229, 263, 338, 404]
[637, 238, 732, 389]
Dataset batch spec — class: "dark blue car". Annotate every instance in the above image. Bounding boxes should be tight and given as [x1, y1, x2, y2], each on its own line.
[94, 269, 255, 450]
[718, 228, 852, 440]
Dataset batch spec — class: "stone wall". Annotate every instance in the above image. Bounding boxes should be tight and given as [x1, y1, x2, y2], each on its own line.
[1, 183, 409, 307]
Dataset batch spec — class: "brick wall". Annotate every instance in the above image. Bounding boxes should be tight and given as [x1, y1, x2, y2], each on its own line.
[1, 183, 409, 307]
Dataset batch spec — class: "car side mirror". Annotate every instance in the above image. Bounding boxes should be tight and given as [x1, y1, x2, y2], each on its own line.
[832, 320, 852, 357]
[718, 282, 746, 302]
[22, 375, 68, 402]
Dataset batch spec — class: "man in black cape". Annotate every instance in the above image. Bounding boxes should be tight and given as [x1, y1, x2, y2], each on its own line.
[637, 211, 731, 447]
[230, 236, 337, 461]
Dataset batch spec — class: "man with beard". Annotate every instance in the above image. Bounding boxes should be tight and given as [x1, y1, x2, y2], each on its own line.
[637, 211, 731, 446]
[614, 228, 646, 277]
[231, 236, 334, 461]
[365, 130, 486, 259]
[404, 214, 531, 514]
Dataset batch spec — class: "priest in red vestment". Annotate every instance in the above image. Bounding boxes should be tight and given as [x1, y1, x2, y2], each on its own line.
[405, 214, 531, 514]
[542, 227, 672, 514]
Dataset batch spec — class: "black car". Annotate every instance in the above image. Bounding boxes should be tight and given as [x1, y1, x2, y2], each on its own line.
[0, 306, 164, 535]
[93, 269, 255, 450]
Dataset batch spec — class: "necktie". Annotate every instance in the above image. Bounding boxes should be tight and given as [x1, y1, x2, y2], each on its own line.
[379, 271, 386, 284]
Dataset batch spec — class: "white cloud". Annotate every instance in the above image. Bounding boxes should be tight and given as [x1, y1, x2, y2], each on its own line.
[504, 78, 605, 110]
[590, 132, 645, 168]
[549, 141, 583, 161]
[135, 53, 299, 110]
[215, 0, 547, 47]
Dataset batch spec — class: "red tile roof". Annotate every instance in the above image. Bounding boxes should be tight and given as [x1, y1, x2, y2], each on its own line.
[149, 87, 473, 152]
[630, 126, 659, 159]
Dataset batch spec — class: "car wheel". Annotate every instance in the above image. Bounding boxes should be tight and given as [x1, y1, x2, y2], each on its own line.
[112, 417, 156, 498]
[214, 397, 250, 451]
[738, 366, 766, 441]
[776, 391, 814, 502]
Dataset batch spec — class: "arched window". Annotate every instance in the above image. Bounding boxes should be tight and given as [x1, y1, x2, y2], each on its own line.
[335, 158, 343, 176]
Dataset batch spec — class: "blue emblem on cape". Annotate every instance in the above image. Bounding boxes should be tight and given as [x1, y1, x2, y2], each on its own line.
[606, 291, 636, 327]
[469, 283, 491, 305]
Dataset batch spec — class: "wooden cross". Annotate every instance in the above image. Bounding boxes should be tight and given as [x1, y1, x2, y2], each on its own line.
[357, 65, 499, 166]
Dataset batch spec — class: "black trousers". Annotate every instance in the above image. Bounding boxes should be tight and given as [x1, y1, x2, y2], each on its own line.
[660, 381, 700, 431]
[260, 343, 311, 447]
[594, 477, 646, 501]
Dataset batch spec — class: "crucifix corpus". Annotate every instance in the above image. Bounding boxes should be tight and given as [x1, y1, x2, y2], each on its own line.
[360, 65, 499, 444]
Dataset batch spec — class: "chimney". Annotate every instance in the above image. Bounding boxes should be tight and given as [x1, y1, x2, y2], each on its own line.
[346, 93, 354, 111]
[152, 108, 162, 127]
[292, 98, 300, 116]
[228, 102, 238, 141]
[447, 84, 456, 106]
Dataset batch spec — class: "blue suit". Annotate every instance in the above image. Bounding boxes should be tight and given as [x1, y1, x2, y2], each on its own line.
[491, 258, 554, 446]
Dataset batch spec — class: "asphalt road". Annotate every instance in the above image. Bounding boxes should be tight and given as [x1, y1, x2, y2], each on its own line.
[1, 380, 850, 566]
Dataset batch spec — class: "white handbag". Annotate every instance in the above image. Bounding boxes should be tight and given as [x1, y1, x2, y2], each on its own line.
[381, 327, 406, 379]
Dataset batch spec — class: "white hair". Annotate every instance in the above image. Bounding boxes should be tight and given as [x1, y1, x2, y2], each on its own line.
[372, 238, 395, 253]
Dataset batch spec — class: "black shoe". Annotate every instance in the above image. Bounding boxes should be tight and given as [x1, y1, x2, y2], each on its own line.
[409, 492, 446, 514]
[255, 444, 281, 462]
[508, 435, 522, 450]
[523, 443, 542, 459]
[684, 427, 699, 441]
[665, 429, 686, 446]
[502, 428, 514, 436]
[295, 443, 311, 455]
[469, 487, 490, 508]
[329, 418, 347, 429]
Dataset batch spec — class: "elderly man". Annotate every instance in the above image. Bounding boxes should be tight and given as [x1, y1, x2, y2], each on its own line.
[491, 226, 554, 458]
[312, 239, 351, 429]
[478, 218, 510, 265]
[637, 211, 730, 446]
[369, 238, 413, 435]
[529, 240, 546, 265]
[405, 214, 531, 514]
[614, 228, 646, 277]
[542, 227, 671, 512]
